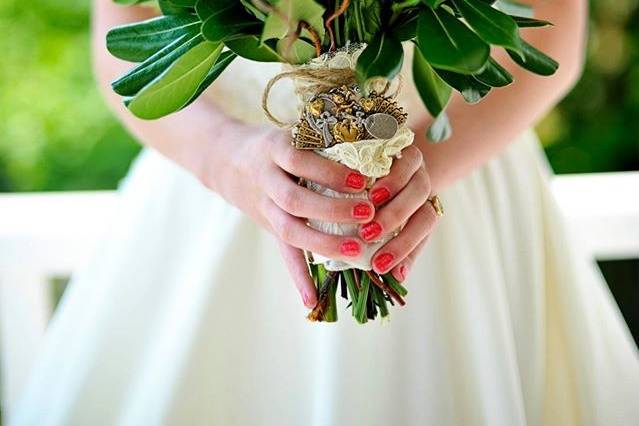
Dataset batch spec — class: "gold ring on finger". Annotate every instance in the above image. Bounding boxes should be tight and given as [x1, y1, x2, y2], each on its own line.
[427, 195, 444, 217]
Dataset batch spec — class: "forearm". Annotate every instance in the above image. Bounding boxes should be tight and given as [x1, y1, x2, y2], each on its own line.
[91, 0, 247, 188]
[414, 0, 587, 193]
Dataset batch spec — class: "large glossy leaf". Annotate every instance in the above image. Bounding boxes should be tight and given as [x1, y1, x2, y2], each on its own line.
[199, 0, 260, 43]
[107, 15, 200, 62]
[158, 0, 195, 15]
[225, 36, 282, 62]
[182, 50, 237, 108]
[355, 33, 404, 90]
[416, 7, 489, 75]
[276, 38, 316, 64]
[507, 40, 559, 76]
[128, 41, 223, 119]
[494, 0, 532, 17]
[453, 0, 523, 55]
[421, 0, 446, 8]
[474, 57, 513, 87]
[412, 45, 451, 118]
[392, 13, 418, 42]
[512, 16, 552, 28]
[261, 0, 325, 43]
[112, 32, 203, 96]
[435, 69, 491, 103]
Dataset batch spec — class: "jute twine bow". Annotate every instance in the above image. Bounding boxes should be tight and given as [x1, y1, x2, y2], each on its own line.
[262, 66, 402, 129]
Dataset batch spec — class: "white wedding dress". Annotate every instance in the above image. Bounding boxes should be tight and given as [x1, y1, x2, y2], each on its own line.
[11, 52, 639, 425]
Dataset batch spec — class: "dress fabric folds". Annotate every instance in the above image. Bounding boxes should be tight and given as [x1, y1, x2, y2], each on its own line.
[10, 56, 639, 426]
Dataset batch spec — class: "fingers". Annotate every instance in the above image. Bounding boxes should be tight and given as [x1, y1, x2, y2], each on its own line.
[368, 145, 424, 207]
[278, 240, 317, 308]
[370, 201, 439, 275]
[358, 167, 430, 242]
[390, 236, 429, 282]
[270, 136, 368, 193]
[264, 166, 375, 224]
[264, 198, 366, 261]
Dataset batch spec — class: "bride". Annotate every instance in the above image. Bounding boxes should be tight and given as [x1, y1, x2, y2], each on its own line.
[11, 0, 639, 425]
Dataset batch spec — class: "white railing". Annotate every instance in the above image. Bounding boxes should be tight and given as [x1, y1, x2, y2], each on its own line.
[1, 172, 639, 415]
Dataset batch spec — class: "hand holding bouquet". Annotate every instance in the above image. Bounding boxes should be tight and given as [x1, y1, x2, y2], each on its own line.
[107, 0, 557, 322]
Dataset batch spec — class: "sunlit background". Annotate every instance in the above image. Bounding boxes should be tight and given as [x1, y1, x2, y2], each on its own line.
[0, 0, 638, 368]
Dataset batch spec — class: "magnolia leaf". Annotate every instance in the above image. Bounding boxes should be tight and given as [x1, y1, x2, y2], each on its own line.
[158, 0, 194, 14]
[435, 69, 491, 104]
[512, 16, 552, 28]
[392, 13, 418, 42]
[226, 36, 283, 62]
[107, 15, 200, 62]
[427, 112, 452, 142]
[128, 41, 223, 119]
[507, 40, 559, 76]
[416, 7, 489, 75]
[112, 32, 203, 96]
[182, 50, 237, 108]
[356, 33, 404, 91]
[199, 0, 260, 43]
[421, 0, 446, 8]
[412, 45, 451, 118]
[276, 37, 316, 64]
[473, 57, 513, 87]
[494, 0, 533, 17]
[261, 0, 325, 44]
[453, 0, 523, 56]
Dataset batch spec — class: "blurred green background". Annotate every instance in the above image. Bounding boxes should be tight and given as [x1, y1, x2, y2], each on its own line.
[1, 0, 638, 191]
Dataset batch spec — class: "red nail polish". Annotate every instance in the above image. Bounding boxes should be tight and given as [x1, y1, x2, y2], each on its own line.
[353, 203, 372, 219]
[340, 240, 361, 257]
[302, 291, 313, 308]
[370, 187, 391, 206]
[359, 221, 383, 242]
[346, 172, 366, 190]
[400, 264, 408, 280]
[373, 252, 394, 272]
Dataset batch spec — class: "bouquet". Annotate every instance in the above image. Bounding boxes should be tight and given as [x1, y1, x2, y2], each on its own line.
[107, 0, 557, 322]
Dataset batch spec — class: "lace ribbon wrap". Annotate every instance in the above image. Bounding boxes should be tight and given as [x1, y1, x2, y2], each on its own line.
[264, 45, 415, 271]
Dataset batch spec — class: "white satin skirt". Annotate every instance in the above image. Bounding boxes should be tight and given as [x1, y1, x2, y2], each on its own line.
[11, 131, 639, 426]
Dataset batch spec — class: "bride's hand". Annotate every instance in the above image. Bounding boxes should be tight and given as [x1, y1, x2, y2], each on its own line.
[358, 145, 440, 282]
[205, 126, 373, 308]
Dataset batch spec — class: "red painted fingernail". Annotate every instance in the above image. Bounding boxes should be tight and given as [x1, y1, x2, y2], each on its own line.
[373, 252, 394, 272]
[346, 172, 366, 190]
[359, 221, 383, 242]
[370, 187, 391, 206]
[353, 203, 372, 219]
[340, 239, 361, 257]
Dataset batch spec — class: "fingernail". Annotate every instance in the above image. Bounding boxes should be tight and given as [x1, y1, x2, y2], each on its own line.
[302, 291, 314, 308]
[346, 172, 366, 190]
[359, 221, 383, 242]
[373, 252, 394, 272]
[370, 187, 391, 206]
[394, 264, 408, 282]
[352, 203, 372, 219]
[340, 239, 361, 257]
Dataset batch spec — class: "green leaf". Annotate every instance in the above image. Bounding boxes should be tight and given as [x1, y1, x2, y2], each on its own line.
[435, 68, 491, 103]
[453, 0, 523, 55]
[420, 0, 446, 8]
[493, 0, 532, 17]
[473, 57, 513, 87]
[392, 13, 418, 42]
[355, 33, 404, 90]
[412, 45, 452, 118]
[106, 15, 200, 62]
[181, 50, 237, 108]
[112, 32, 203, 96]
[199, 0, 260, 43]
[512, 16, 553, 28]
[427, 111, 452, 142]
[128, 41, 223, 119]
[416, 7, 489, 75]
[158, 0, 195, 15]
[275, 38, 316, 64]
[261, 0, 325, 43]
[225, 36, 283, 62]
[507, 40, 559, 76]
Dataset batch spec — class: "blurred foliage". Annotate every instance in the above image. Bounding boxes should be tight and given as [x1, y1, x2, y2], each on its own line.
[538, 0, 639, 173]
[0, 0, 638, 193]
